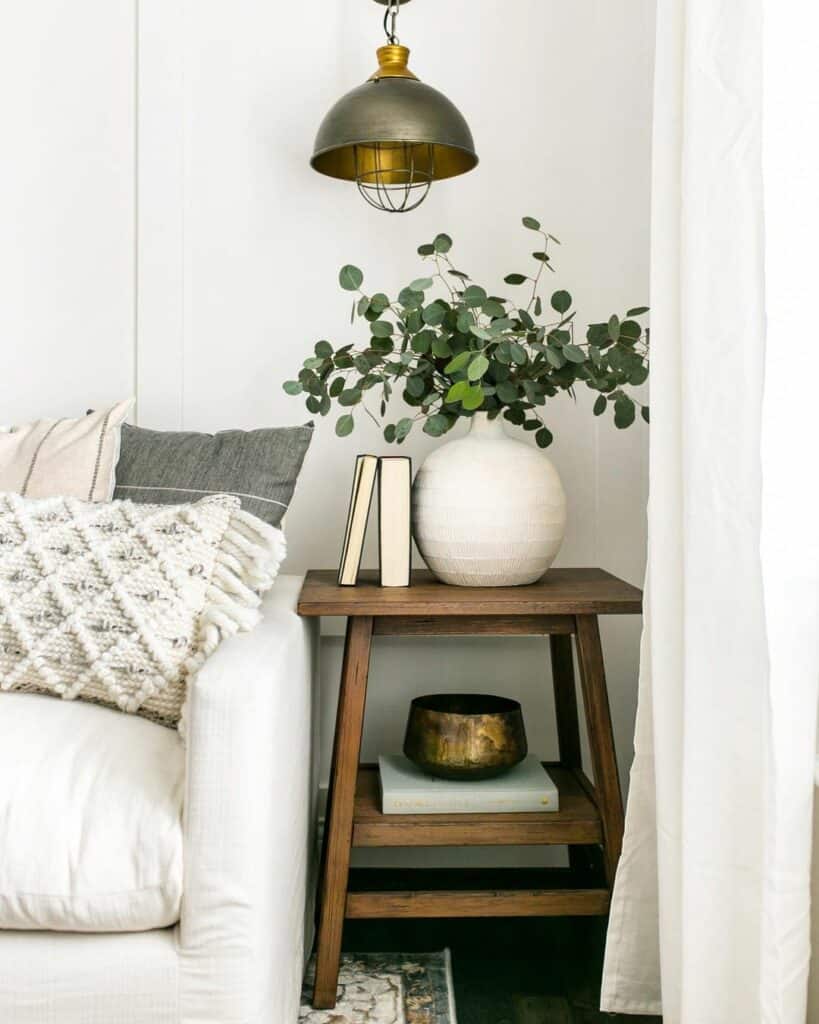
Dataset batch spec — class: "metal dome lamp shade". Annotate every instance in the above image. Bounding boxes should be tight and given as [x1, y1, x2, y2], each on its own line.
[311, 0, 478, 213]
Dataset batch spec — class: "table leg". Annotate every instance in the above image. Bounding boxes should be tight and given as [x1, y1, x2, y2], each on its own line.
[550, 633, 599, 876]
[574, 615, 625, 887]
[313, 615, 373, 1009]
[550, 634, 582, 769]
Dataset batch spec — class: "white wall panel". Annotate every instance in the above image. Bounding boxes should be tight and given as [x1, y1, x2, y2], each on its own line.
[0, 1, 136, 421]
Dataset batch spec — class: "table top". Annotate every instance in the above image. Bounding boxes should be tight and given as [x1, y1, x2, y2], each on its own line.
[297, 568, 642, 617]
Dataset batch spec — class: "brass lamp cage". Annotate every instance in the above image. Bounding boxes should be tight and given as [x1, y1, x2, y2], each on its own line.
[310, 1, 478, 213]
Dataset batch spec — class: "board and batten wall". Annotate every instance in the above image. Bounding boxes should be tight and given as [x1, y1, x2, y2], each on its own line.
[0, 1, 655, 865]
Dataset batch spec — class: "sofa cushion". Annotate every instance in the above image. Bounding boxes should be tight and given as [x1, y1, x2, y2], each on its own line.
[0, 491, 285, 728]
[112, 421, 314, 528]
[0, 400, 133, 502]
[0, 693, 184, 932]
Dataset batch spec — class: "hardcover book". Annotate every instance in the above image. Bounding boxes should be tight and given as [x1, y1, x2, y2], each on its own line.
[378, 754, 559, 814]
[337, 455, 379, 586]
[378, 456, 412, 587]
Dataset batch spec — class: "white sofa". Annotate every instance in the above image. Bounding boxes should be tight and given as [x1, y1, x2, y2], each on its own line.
[0, 574, 319, 1024]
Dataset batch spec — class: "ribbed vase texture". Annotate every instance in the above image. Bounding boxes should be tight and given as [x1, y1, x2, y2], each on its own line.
[412, 414, 567, 586]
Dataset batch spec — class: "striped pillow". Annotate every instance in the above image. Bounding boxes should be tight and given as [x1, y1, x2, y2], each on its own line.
[0, 400, 133, 503]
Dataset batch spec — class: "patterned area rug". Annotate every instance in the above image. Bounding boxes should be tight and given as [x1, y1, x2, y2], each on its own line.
[300, 951, 457, 1024]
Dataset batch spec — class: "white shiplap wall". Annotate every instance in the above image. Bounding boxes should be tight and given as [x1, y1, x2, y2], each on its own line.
[0, 0, 655, 863]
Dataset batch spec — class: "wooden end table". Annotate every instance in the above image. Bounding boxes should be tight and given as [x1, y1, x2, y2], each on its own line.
[298, 568, 642, 1010]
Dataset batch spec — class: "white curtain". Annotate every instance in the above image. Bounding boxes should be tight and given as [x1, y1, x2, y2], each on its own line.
[600, 1, 819, 1021]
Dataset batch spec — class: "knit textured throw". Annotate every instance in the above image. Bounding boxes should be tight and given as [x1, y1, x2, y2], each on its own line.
[0, 492, 285, 727]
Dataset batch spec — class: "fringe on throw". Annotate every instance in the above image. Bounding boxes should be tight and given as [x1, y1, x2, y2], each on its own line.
[181, 506, 286, 728]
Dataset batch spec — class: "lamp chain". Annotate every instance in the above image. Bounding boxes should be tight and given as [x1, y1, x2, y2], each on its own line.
[383, 0, 401, 44]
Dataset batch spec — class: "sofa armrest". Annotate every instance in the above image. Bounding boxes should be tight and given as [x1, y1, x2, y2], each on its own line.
[179, 574, 319, 1023]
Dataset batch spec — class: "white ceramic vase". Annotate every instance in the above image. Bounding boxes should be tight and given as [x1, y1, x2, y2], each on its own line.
[411, 413, 567, 587]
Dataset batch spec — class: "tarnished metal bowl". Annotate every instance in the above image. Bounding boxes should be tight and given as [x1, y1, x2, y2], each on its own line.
[403, 693, 528, 781]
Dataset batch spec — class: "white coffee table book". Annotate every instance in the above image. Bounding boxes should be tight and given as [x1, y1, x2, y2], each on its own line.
[378, 754, 559, 814]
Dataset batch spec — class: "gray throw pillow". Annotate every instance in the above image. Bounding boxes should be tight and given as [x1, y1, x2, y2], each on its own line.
[112, 422, 313, 528]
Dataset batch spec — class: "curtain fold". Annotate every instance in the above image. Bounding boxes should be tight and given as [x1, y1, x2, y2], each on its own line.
[600, 0, 819, 1020]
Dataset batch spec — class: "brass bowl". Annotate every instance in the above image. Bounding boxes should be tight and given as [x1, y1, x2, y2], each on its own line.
[403, 693, 528, 781]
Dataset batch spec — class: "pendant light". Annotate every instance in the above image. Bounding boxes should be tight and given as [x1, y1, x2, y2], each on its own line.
[311, 0, 478, 213]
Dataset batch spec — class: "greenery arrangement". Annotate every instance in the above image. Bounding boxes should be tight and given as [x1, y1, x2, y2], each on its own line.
[284, 218, 649, 447]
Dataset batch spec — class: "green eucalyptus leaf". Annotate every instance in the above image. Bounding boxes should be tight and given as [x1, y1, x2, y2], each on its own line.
[619, 319, 642, 343]
[496, 380, 519, 404]
[395, 417, 413, 441]
[523, 419, 541, 431]
[504, 405, 526, 426]
[283, 380, 302, 395]
[444, 351, 472, 374]
[384, 423, 397, 442]
[532, 251, 550, 263]
[468, 354, 490, 381]
[462, 385, 485, 410]
[463, 285, 487, 308]
[509, 342, 527, 365]
[329, 377, 345, 398]
[614, 394, 636, 428]
[641, 406, 650, 423]
[627, 306, 650, 317]
[551, 290, 572, 314]
[338, 388, 362, 406]
[370, 320, 393, 338]
[423, 413, 449, 437]
[629, 364, 649, 386]
[536, 426, 554, 448]
[488, 317, 514, 335]
[336, 413, 355, 437]
[417, 243, 435, 256]
[403, 309, 421, 333]
[445, 380, 470, 404]
[504, 273, 527, 285]
[314, 340, 333, 359]
[518, 309, 534, 329]
[448, 269, 470, 280]
[593, 395, 607, 416]
[432, 336, 452, 358]
[339, 265, 363, 291]
[306, 395, 321, 414]
[482, 299, 506, 319]
[608, 315, 621, 342]
[546, 346, 566, 369]
[457, 312, 473, 334]
[406, 375, 425, 398]
[562, 344, 586, 364]
[422, 303, 447, 326]
[433, 233, 453, 253]
[522, 216, 541, 230]
[470, 324, 492, 341]
[370, 292, 390, 313]
[411, 330, 433, 354]
[410, 277, 434, 293]
[398, 286, 423, 310]
[534, 296, 543, 316]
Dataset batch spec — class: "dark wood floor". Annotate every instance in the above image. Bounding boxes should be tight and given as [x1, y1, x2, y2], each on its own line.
[343, 912, 661, 1023]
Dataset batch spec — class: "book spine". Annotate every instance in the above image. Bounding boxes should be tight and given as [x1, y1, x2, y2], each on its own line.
[382, 794, 558, 814]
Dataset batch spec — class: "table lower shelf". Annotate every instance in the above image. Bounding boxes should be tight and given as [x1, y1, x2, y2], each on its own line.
[352, 762, 602, 848]
[345, 868, 611, 919]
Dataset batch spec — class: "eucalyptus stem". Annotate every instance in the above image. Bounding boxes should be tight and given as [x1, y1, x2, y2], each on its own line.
[284, 220, 650, 445]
